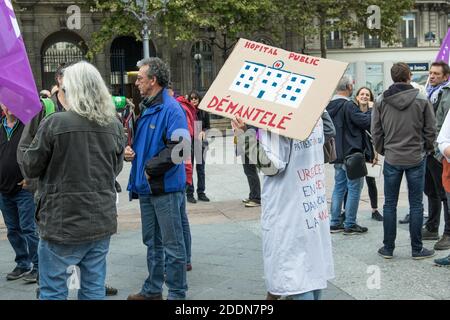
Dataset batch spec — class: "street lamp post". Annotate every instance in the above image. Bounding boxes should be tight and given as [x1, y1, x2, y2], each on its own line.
[194, 53, 202, 92]
[208, 27, 236, 63]
[121, 0, 169, 59]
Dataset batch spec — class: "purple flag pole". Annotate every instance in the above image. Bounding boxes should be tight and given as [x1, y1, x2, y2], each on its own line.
[436, 28, 450, 63]
[0, 0, 41, 124]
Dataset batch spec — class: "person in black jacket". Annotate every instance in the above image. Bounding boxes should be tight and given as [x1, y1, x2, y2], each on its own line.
[0, 103, 39, 282]
[326, 75, 371, 235]
[186, 90, 211, 203]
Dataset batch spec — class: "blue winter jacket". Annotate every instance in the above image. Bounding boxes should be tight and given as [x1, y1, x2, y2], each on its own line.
[127, 89, 189, 197]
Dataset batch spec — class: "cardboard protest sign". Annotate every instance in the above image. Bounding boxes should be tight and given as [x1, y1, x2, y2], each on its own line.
[199, 38, 348, 141]
[0, 0, 41, 124]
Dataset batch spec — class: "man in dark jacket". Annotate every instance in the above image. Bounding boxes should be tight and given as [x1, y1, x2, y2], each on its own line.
[372, 62, 437, 260]
[126, 57, 190, 300]
[327, 75, 371, 235]
[0, 103, 39, 282]
[419, 61, 450, 251]
[22, 61, 125, 300]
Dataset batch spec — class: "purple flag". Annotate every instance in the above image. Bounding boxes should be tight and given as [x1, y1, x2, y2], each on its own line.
[0, 0, 41, 124]
[436, 28, 450, 64]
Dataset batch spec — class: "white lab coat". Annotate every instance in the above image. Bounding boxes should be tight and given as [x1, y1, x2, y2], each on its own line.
[260, 120, 334, 296]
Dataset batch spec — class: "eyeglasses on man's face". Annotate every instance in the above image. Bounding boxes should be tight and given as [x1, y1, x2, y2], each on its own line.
[190, 96, 199, 100]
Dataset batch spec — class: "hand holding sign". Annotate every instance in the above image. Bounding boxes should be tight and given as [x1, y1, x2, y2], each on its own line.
[199, 39, 348, 141]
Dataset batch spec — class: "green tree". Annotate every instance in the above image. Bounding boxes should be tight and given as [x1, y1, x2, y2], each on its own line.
[277, 0, 415, 58]
[85, 0, 276, 60]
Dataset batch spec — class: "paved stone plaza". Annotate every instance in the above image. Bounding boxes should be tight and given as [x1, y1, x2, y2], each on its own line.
[0, 136, 448, 300]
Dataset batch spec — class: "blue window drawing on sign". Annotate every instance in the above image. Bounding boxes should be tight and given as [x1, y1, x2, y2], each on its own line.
[290, 97, 297, 102]
[300, 79, 306, 84]
[282, 94, 287, 98]
[277, 73, 282, 78]
[249, 77, 254, 81]
[254, 68, 259, 72]
[262, 79, 268, 84]
[267, 71, 272, 76]
[245, 65, 250, 70]
[291, 77, 297, 82]
[257, 91, 265, 99]
[236, 81, 241, 86]
[295, 88, 301, 93]
[244, 84, 250, 89]
[287, 86, 292, 90]
[240, 74, 245, 79]
[272, 82, 277, 87]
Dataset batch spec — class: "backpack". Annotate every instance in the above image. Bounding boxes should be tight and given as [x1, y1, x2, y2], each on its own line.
[40, 98, 56, 117]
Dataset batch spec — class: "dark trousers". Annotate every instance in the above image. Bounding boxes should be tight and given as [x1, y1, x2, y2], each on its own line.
[242, 154, 261, 201]
[365, 176, 378, 209]
[424, 155, 449, 235]
[383, 159, 426, 253]
[0, 189, 39, 270]
[187, 143, 206, 196]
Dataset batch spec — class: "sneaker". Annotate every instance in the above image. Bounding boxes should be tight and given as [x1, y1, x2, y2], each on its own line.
[127, 292, 163, 300]
[186, 263, 192, 271]
[186, 194, 197, 204]
[377, 247, 394, 259]
[330, 224, 345, 233]
[105, 285, 118, 296]
[371, 210, 383, 221]
[245, 200, 261, 207]
[242, 198, 250, 204]
[434, 235, 450, 250]
[434, 255, 450, 267]
[399, 214, 410, 224]
[23, 269, 38, 283]
[343, 224, 368, 235]
[197, 193, 210, 202]
[422, 228, 439, 240]
[412, 247, 436, 260]
[6, 267, 31, 281]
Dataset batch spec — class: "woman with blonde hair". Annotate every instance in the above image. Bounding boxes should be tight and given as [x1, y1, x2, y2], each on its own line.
[22, 61, 125, 300]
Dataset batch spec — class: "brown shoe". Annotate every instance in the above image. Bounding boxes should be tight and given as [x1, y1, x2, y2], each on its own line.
[266, 292, 281, 300]
[127, 292, 163, 300]
[434, 234, 450, 250]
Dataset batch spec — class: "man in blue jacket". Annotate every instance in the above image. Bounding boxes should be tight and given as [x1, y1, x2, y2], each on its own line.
[126, 57, 190, 300]
[327, 75, 371, 235]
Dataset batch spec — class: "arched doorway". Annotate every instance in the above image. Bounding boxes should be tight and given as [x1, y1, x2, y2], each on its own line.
[110, 36, 155, 96]
[40, 31, 87, 90]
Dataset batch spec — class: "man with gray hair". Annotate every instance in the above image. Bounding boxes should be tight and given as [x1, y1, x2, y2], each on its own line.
[326, 74, 371, 235]
[125, 57, 190, 300]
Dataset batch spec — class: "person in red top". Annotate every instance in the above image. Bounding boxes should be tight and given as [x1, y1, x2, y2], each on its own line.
[168, 85, 193, 271]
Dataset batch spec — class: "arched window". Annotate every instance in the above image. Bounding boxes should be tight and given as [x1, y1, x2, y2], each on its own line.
[41, 31, 86, 90]
[191, 40, 213, 92]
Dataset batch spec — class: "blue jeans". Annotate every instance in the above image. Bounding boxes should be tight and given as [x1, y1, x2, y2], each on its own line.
[330, 164, 364, 228]
[383, 159, 426, 253]
[288, 289, 322, 300]
[139, 192, 187, 300]
[38, 237, 110, 300]
[180, 193, 192, 264]
[0, 189, 38, 271]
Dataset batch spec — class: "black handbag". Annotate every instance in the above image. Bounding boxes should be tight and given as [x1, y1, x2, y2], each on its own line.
[344, 152, 367, 180]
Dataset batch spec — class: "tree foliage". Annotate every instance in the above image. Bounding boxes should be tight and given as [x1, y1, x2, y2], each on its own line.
[277, 0, 415, 58]
[86, 0, 416, 59]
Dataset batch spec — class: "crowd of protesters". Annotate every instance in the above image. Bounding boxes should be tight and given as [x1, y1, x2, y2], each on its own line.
[0, 57, 449, 301]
